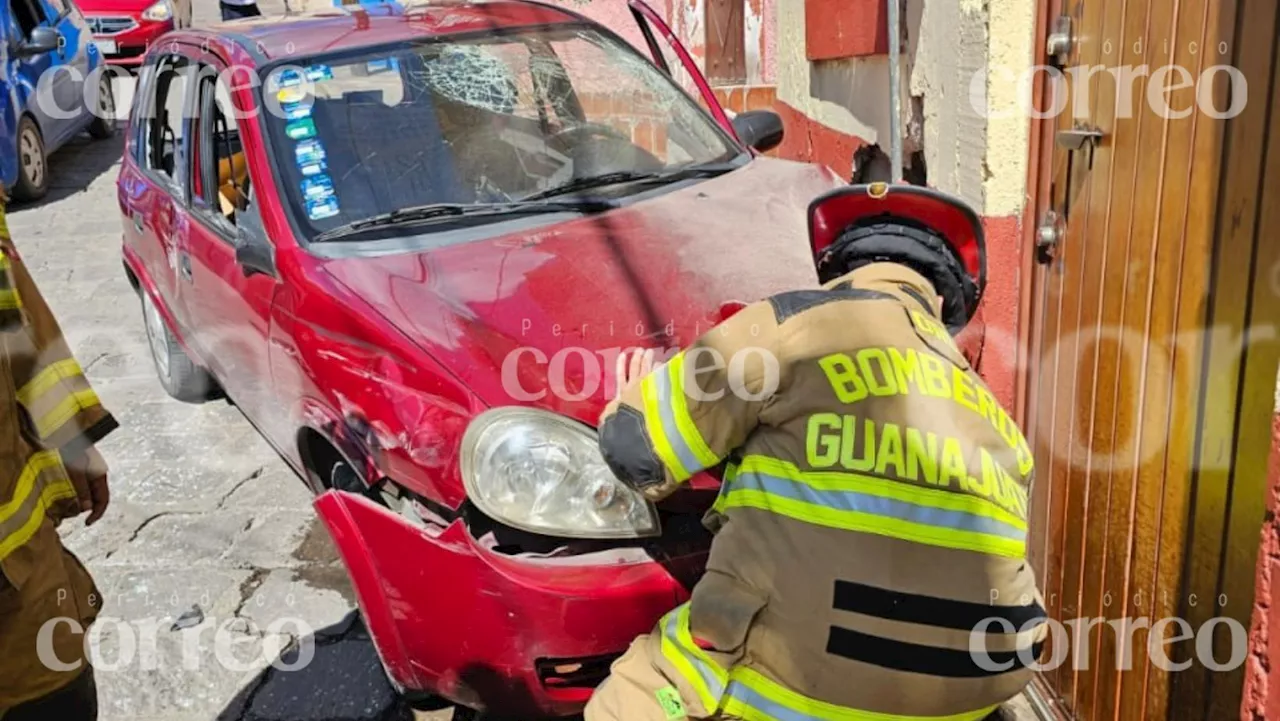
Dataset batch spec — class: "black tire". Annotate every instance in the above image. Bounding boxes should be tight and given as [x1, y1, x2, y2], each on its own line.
[12, 116, 47, 201]
[141, 290, 214, 402]
[87, 73, 117, 140]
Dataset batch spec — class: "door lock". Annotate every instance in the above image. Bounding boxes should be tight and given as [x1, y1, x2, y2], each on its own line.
[1046, 15, 1074, 68]
[1035, 209, 1065, 266]
[1056, 126, 1105, 151]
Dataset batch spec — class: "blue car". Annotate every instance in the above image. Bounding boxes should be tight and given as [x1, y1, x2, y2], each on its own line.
[0, 0, 115, 201]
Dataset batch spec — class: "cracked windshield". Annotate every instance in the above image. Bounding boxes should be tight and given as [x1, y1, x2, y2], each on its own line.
[263, 26, 738, 238]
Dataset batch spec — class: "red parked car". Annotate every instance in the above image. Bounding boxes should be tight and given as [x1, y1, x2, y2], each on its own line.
[78, 0, 191, 66]
[117, 2, 842, 717]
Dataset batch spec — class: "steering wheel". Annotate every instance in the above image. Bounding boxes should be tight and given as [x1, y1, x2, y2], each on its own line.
[548, 122, 629, 151]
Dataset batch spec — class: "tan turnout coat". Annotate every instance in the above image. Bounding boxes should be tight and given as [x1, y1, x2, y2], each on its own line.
[590, 263, 1045, 720]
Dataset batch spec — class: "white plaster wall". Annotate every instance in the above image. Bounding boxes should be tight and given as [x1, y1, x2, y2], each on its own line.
[908, 0, 989, 211]
[771, 0, 1038, 217]
[983, 0, 1036, 217]
[775, 0, 887, 144]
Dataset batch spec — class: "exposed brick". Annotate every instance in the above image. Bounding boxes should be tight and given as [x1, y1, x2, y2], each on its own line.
[770, 99, 864, 179]
[744, 85, 777, 111]
[805, 0, 889, 60]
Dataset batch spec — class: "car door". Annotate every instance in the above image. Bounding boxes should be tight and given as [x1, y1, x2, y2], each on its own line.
[126, 52, 196, 336]
[42, 0, 92, 137]
[6, 0, 78, 146]
[179, 57, 281, 436]
[625, 0, 739, 144]
[0, 41, 18, 188]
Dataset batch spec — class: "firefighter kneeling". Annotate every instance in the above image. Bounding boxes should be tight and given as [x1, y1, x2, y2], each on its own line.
[588, 184, 1046, 721]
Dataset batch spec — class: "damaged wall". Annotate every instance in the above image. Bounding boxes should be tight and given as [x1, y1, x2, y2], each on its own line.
[1244, 373, 1280, 721]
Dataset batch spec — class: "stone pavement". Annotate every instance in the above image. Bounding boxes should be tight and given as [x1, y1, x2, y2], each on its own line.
[7, 9, 453, 719]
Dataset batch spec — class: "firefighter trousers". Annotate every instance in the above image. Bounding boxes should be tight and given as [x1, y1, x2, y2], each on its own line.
[585, 635, 701, 721]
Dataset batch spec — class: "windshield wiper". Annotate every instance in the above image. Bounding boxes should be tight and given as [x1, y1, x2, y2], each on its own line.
[312, 199, 613, 242]
[523, 162, 739, 202]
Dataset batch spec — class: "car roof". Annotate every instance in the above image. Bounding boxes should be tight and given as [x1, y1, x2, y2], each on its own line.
[193, 0, 585, 62]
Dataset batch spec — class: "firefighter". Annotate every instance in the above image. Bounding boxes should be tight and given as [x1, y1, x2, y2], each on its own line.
[588, 183, 1045, 721]
[0, 193, 117, 721]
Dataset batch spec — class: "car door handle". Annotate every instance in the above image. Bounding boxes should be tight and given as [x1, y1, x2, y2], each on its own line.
[132, 211, 143, 232]
[178, 251, 192, 281]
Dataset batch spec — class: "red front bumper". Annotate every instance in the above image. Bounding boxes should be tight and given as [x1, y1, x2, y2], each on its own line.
[315, 491, 709, 718]
[87, 15, 173, 66]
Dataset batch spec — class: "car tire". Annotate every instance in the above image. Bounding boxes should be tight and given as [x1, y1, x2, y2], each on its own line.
[141, 290, 215, 402]
[87, 74, 117, 140]
[12, 116, 47, 202]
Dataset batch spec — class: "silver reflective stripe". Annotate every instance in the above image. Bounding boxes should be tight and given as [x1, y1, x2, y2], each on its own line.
[734, 471, 1027, 542]
[652, 365, 705, 475]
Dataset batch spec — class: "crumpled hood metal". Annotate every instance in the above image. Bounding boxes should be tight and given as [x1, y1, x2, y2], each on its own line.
[321, 158, 843, 426]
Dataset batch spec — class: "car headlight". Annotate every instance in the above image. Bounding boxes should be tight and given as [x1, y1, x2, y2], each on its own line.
[461, 407, 661, 539]
[142, 0, 172, 21]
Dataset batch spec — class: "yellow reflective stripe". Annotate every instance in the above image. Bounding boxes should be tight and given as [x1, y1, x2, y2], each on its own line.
[659, 605, 723, 711]
[740, 455, 1027, 532]
[723, 667, 999, 721]
[0, 450, 61, 524]
[712, 460, 739, 515]
[0, 289, 20, 310]
[721, 489, 1026, 558]
[17, 358, 85, 408]
[641, 373, 689, 481]
[0, 450, 75, 561]
[665, 353, 719, 469]
[33, 388, 102, 441]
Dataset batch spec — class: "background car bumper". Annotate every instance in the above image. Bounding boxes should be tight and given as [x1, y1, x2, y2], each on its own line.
[315, 491, 710, 717]
[88, 16, 172, 65]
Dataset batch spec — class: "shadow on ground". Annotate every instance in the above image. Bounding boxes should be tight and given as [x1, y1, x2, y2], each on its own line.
[216, 611, 430, 721]
[11, 131, 125, 210]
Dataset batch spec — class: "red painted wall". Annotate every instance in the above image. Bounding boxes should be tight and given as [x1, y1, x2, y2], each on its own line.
[1242, 415, 1280, 721]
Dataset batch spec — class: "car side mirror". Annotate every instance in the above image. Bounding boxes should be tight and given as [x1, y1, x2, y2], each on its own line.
[17, 27, 60, 58]
[731, 110, 784, 153]
[234, 212, 276, 278]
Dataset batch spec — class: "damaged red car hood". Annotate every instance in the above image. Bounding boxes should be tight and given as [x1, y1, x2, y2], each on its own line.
[321, 158, 843, 425]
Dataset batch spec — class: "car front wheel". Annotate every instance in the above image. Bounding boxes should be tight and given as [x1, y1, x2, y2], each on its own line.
[141, 290, 214, 401]
[13, 116, 47, 201]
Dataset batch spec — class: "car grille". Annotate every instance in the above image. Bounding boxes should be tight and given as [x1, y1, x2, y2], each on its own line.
[86, 16, 136, 34]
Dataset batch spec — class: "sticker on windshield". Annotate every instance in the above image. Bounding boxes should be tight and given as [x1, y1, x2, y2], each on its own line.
[294, 139, 326, 164]
[277, 86, 308, 104]
[298, 159, 327, 177]
[301, 175, 335, 201]
[281, 102, 312, 121]
[305, 64, 334, 81]
[306, 196, 340, 221]
[269, 68, 303, 90]
[365, 57, 399, 74]
[285, 118, 317, 140]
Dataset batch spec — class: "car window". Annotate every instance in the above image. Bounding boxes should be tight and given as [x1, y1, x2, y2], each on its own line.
[144, 56, 192, 188]
[191, 67, 252, 229]
[260, 25, 740, 241]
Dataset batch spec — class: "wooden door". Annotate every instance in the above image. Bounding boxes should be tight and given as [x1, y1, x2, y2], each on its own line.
[1023, 0, 1280, 718]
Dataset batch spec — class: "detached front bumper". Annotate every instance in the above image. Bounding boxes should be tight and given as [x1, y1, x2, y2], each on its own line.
[85, 15, 173, 66]
[315, 491, 710, 718]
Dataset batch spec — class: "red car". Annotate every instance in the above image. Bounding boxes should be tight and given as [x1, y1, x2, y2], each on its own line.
[78, 0, 191, 66]
[117, 2, 842, 717]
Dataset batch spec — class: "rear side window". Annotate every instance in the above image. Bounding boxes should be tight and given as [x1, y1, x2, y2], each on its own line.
[191, 63, 253, 233]
[143, 55, 192, 188]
